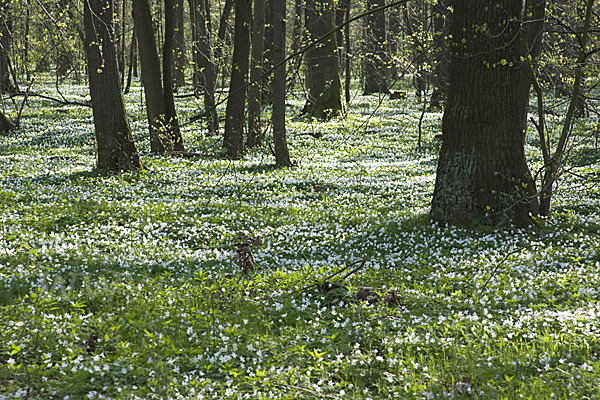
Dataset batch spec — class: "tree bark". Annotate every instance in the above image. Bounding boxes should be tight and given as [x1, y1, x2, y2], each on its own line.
[428, 0, 450, 110]
[132, 0, 170, 153]
[287, 0, 304, 88]
[173, 0, 186, 89]
[246, 0, 266, 148]
[189, 0, 218, 133]
[272, 0, 291, 166]
[223, 0, 251, 158]
[163, 0, 184, 151]
[363, 0, 389, 94]
[83, 0, 143, 172]
[0, 0, 15, 93]
[303, 0, 345, 119]
[430, 0, 540, 225]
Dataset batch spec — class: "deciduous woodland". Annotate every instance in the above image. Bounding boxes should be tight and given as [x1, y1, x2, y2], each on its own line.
[1, 0, 600, 398]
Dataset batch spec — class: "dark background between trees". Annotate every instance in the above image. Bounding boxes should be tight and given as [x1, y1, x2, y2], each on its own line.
[0, 0, 598, 226]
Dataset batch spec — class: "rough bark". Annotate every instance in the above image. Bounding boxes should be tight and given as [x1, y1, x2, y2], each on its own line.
[303, 0, 345, 119]
[223, 0, 251, 158]
[83, 0, 143, 172]
[430, 0, 539, 225]
[272, 0, 291, 166]
[246, 0, 266, 148]
[363, 0, 389, 94]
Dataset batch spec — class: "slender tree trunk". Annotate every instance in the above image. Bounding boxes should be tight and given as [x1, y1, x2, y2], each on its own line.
[132, 0, 169, 153]
[24, 3, 31, 83]
[215, 0, 234, 66]
[125, 28, 137, 94]
[83, 0, 143, 172]
[261, 0, 274, 105]
[429, 0, 450, 110]
[344, 0, 351, 103]
[287, 0, 304, 88]
[539, 0, 592, 216]
[223, 0, 251, 158]
[163, 0, 184, 150]
[0, 0, 15, 93]
[189, 0, 218, 133]
[303, 0, 345, 119]
[272, 0, 291, 166]
[430, 1, 540, 225]
[247, 0, 266, 148]
[173, 0, 186, 89]
[363, 0, 389, 94]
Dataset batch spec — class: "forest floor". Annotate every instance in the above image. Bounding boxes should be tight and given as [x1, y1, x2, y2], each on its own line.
[1, 80, 600, 399]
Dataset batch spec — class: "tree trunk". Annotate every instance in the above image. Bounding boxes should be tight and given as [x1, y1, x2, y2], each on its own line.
[261, 0, 275, 105]
[303, 0, 345, 119]
[189, 0, 218, 133]
[272, 0, 291, 166]
[287, 0, 304, 88]
[246, 0, 266, 148]
[223, 0, 251, 158]
[428, 0, 450, 110]
[363, 0, 389, 94]
[132, 0, 170, 153]
[125, 28, 137, 94]
[215, 0, 234, 66]
[430, 1, 539, 225]
[83, 0, 143, 172]
[0, 109, 12, 132]
[0, 0, 15, 93]
[344, 0, 351, 103]
[173, 0, 186, 89]
[163, 0, 185, 151]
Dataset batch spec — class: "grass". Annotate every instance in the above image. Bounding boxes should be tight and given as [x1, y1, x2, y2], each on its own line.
[0, 78, 599, 399]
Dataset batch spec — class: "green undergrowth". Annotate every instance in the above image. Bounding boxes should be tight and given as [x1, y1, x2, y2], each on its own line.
[0, 80, 599, 399]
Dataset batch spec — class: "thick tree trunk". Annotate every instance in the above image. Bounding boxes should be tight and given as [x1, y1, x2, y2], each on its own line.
[163, 0, 185, 151]
[83, 0, 143, 172]
[173, 0, 186, 89]
[363, 0, 389, 94]
[223, 0, 251, 158]
[246, 0, 266, 148]
[189, 0, 218, 133]
[430, 1, 539, 225]
[303, 0, 345, 119]
[272, 0, 291, 166]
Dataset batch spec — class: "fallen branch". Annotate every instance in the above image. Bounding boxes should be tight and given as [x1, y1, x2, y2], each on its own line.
[7, 92, 91, 108]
